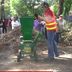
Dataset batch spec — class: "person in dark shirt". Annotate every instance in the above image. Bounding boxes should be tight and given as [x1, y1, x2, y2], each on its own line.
[2, 18, 8, 33]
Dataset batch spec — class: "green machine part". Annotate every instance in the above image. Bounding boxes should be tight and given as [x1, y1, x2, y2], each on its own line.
[17, 17, 39, 61]
[20, 16, 34, 53]
[20, 16, 34, 40]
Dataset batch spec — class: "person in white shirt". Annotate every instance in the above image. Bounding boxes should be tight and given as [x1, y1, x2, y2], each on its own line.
[55, 15, 65, 44]
[56, 15, 65, 32]
[11, 17, 21, 30]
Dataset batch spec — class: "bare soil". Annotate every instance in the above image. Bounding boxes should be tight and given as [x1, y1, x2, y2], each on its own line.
[0, 29, 72, 72]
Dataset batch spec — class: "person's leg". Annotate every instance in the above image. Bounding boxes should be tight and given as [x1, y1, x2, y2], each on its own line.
[53, 32, 59, 57]
[2, 26, 4, 33]
[45, 28, 47, 39]
[55, 32, 60, 44]
[4, 27, 7, 33]
[47, 31, 54, 59]
[0, 28, 1, 34]
[41, 25, 44, 35]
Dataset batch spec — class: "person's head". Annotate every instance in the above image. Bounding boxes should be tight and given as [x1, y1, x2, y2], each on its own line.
[42, 2, 49, 11]
[34, 13, 38, 19]
[59, 15, 63, 20]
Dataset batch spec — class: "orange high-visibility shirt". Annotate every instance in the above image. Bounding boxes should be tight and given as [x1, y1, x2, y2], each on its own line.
[44, 8, 57, 31]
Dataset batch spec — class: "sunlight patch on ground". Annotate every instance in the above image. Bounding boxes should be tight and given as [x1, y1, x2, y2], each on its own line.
[59, 53, 72, 59]
[10, 55, 17, 59]
[42, 50, 72, 59]
[42, 50, 48, 55]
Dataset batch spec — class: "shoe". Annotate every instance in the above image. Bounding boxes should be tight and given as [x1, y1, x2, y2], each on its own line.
[55, 54, 59, 57]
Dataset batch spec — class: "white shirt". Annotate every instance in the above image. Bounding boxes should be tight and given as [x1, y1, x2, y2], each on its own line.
[56, 19, 65, 31]
[11, 20, 21, 30]
[40, 21, 45, 25]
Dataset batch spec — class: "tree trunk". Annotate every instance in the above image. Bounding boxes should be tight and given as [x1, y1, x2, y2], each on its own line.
[58, 0, 64, 16]
[1, 0, 5, 19]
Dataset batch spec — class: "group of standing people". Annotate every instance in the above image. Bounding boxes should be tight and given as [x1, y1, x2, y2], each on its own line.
[0, 16, 21, 34]
[33, 2, 65, 61]
[0, 18, 11, 34]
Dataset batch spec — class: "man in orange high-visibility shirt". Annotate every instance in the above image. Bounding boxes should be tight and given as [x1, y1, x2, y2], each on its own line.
[39, 2, 59, 61]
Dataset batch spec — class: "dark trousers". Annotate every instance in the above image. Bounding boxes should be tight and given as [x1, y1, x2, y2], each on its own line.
[2, 26, 7, 33]
[55, 32, 61, 44]
[55, 32, 60, 43]
[45, 28, 47, 39]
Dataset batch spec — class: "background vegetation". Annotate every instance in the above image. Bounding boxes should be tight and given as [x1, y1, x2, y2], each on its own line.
[0, 0, 72, 18]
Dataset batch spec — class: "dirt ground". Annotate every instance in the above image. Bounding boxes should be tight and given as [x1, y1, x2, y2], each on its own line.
[0, 30, 72, 72]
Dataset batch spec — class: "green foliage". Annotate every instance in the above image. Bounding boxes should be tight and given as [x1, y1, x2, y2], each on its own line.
[4, 0, 10, 17]
[10, 0, 19, 16]
[1, 0, 72, 18]
[63, 0, 72, 16]
[10, 0, 42, 17]
[53, 4, 58, 16]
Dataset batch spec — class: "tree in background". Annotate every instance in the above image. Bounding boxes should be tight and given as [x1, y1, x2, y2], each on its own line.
[10, 0, 42, 17]
[1, 0, 5, 19]
[0, 0, 72, 18]
[58, 0, 64, 16]
[4, 0, 10, 18]
[63, 0, 72, 16]
[52, 1, 59, 17]
[53, 0, 72, 17]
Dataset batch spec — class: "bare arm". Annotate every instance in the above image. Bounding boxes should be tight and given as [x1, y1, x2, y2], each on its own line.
[38, 15, 55, 23]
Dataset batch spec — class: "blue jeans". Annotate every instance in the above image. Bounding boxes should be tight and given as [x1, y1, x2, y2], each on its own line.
[47, 31, 59, 58]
